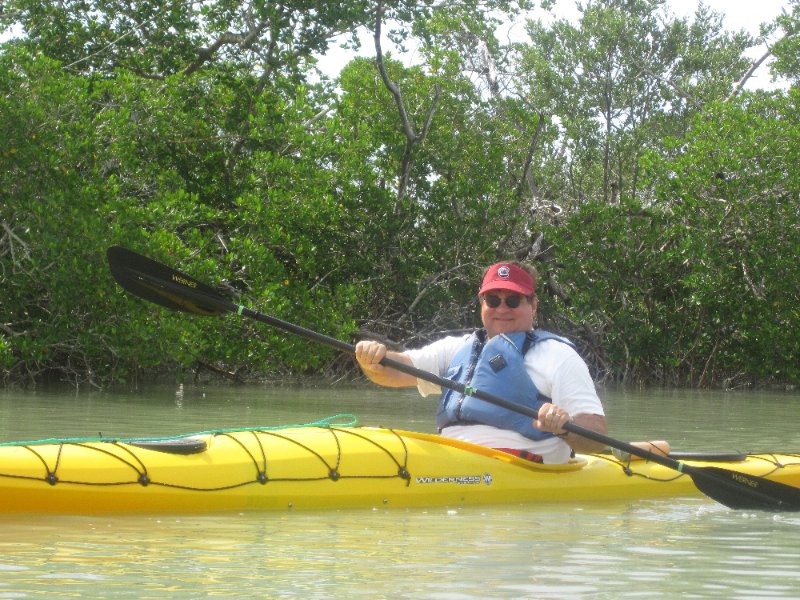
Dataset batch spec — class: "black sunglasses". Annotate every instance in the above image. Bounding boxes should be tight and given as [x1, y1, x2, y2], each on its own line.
[483, 294, 525, 309]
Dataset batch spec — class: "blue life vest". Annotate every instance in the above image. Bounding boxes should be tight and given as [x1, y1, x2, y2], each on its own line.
[435, 329, 575, 441]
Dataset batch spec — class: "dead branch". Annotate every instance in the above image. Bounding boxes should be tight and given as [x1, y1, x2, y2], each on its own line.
[184, 22, 269, 76]
[0, 221, 31, 274]
[373, 0, 440, 202]
[515, 111, 546, 199]
[727, 47, 773, 101]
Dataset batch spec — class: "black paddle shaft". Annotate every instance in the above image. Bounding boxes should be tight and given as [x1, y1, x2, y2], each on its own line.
[106, 246, 800, 511]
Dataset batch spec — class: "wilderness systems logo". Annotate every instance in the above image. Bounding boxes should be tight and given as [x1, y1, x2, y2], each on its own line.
[415, 473, 494, 486]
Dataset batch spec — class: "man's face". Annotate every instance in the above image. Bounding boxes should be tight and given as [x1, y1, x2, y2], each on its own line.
[480, 291, 537, 338]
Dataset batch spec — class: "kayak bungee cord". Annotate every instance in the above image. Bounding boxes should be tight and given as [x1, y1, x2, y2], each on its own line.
[0, 425, 413, 493]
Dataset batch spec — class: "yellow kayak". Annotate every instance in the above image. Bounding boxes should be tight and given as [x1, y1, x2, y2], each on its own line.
[2, 423, 799, 514]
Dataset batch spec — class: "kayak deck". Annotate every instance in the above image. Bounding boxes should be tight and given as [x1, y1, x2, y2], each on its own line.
[1, 424, 799, 514]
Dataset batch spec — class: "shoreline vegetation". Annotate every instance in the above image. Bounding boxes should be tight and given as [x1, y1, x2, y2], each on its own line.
[2, 1, 799, 390]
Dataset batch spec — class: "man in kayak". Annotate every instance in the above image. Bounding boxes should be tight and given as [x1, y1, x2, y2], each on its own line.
[355, 261, 607, 463]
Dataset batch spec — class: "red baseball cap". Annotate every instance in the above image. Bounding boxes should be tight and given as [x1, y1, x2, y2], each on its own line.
[478, 263, 534, 296]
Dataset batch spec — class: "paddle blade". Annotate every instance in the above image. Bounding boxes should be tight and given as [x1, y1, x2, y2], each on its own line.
[689, 466, 800, 511]
[107, 246, 229, 317]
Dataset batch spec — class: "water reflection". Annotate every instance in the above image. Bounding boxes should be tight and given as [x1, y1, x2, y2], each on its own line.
[1, 502, 799, 599]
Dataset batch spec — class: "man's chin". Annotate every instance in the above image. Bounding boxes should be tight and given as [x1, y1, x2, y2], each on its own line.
[486, 323, 519, 337]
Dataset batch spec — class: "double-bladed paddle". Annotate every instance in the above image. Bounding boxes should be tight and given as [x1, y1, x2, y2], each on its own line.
[106, 245, 800, 511]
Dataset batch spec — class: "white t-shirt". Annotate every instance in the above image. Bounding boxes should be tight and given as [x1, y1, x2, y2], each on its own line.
[406, 333, 604, 463]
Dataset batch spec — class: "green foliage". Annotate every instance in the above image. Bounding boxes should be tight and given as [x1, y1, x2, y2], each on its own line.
[516, 0, 752, 206]
[548, 90, 800, 386]
[1, 0, 798, 389]
[768, 0, 800, 83]
[0, 46, 359, 385]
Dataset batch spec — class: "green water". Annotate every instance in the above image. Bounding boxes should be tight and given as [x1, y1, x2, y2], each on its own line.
[1, 384, 799, 599]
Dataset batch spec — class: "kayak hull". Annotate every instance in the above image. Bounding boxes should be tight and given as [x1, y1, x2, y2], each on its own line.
[2, 426, 799, 514]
